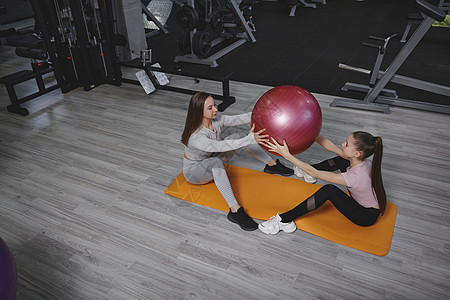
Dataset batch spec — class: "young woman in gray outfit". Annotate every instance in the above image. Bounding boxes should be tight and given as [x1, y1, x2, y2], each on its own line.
[181, 92, 294, 231]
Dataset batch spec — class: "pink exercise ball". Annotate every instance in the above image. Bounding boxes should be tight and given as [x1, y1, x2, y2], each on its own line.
[251, 85, 322, 155]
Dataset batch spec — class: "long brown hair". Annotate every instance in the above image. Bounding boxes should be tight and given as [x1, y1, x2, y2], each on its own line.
[181, 92, 211, 146]
[352, 131, 386, 214]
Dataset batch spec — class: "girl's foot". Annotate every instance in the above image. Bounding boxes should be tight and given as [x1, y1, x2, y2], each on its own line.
[258, 213, 297, 234]
[293, 165, 317, 183]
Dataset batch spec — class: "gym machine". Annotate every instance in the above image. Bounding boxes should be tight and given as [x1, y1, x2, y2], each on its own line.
[0, 0, 123, 115]
[287, 0, 325, 17]
[173, 0, 256, 67]
[141, 0, 170, 38]
[120, 59, 236, 111]
[0, 47, 59, 116]
[117, 0, 237, 111]
[31, 0, 122, 90]
[400, 0, 449, 43]
[331, 0, 450, 114]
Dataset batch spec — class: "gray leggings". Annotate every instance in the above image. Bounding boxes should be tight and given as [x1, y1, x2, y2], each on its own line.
[183, 133, 272, 208]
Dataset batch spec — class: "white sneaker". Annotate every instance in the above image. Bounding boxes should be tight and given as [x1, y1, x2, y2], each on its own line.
[258, 213, 297, 235]
[293, 165, 317, 184]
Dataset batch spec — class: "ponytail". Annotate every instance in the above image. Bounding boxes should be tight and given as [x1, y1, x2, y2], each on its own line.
[371, 137, 386, 214]
[352, 132, 387, 214]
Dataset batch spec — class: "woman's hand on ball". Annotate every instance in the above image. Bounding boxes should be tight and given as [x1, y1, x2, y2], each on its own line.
[265, 138, 291, 157]
[250, 124, 269, 144]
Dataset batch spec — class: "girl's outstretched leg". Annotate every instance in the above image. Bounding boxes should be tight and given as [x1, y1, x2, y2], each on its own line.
[259, 184, 380, 234]
[312, 156, 350, 172]
[280, 184, 380, 226]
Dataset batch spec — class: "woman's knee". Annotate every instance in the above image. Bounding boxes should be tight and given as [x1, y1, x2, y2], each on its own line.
[316, 184, 342, 198]
[210, 157, 225, 169]
[334, 156, 350, 172]
[184, 157, 224, 184]
[244, 142, 263, 153]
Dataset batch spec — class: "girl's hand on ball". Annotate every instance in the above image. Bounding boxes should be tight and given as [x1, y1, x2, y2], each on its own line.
[250, 124, 269, 144]
[265, 138, 291, 156]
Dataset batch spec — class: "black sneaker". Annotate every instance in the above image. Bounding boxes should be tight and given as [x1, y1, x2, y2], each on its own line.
[227, 207, 258, 231]
[264, 159, 294, 176]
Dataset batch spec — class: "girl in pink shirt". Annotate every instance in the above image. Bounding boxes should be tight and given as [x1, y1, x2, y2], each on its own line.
[259, 131, 387, 234]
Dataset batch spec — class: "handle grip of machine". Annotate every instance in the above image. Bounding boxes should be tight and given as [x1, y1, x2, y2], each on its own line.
[362, 42, 380, 50]
[15, 47, 48, 60]
[368, 35, 384, 41]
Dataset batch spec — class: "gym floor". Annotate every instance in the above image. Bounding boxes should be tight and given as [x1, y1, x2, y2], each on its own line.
[0, 0, 449, 299]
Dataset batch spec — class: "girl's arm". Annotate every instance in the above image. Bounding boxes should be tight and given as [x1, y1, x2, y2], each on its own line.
[287, 154, 346, 186]
[315, 135, 344, 157]
[265, 138, 347, 186]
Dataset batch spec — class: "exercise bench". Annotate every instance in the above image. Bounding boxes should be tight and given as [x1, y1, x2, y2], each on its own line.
[120, 58, 236, 111]
[1, 47, 60, 116]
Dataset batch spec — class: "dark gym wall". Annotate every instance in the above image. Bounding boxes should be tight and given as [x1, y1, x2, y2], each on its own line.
[148, 0, 450, 106]
[0, 0, 33, 24]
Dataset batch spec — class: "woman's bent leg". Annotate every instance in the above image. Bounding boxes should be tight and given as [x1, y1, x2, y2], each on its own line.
[183, 157, 238, 208]
[243, 143, 272, 165]
[183, 156, 258, 230]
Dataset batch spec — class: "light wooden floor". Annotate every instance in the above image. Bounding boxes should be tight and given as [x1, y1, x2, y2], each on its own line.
[1, 43, 449, 300]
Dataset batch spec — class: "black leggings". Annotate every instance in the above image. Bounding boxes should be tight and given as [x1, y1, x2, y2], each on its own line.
[312, 155, 350, 172]
[280, 156, 380, 227]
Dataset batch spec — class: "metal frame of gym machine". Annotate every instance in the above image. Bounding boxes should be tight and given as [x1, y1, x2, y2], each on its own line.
[1, 0, 79, 115]
[174, 0, 256, 67]
[141, 0, 170, 38]
[0, 0, 121, 116]
[32, 0, 121, 89]
[2, 0, 123, 115]
[289, 0, 326, 17]
[331, 0, 450, 115]
[400, 0, 449, 43]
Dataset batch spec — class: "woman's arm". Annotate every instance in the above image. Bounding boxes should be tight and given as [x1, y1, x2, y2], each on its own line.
[219, 112, 252, 127]
[315, 135, 344, 157]
[189, 133, 255, 153]
[188, 125, 268, 153]
[265, 138, 347, 186]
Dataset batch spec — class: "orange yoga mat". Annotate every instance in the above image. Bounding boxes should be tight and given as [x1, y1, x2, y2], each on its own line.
[165, 165, 397, 256]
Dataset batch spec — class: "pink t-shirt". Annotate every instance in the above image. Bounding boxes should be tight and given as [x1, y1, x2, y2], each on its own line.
[341, 160, 379, 208]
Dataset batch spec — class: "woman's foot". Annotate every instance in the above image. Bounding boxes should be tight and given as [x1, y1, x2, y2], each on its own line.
[264, 159, 294, 176]
[258, 213, 297, 234]
[227, 207, 258, 231]
[293, 165, 317, 183]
